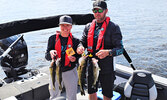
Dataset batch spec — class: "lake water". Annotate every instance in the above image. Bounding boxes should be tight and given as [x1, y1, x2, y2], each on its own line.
[1, 0, 167, 78]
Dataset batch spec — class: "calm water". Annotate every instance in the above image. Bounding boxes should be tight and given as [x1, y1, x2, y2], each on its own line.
[1, 0, 167, 78]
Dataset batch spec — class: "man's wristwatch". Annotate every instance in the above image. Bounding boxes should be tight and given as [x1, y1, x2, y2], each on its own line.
[109, 50, 112, 56]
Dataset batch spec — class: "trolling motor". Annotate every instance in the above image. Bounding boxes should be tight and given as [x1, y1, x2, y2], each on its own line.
[0, 35, 28, 83]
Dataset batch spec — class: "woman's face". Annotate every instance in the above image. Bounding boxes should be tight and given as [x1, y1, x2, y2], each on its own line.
[60, 24, 72, 35]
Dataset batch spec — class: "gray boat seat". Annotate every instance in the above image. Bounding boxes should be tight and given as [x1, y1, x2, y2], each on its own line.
[124, 70, 157, 100]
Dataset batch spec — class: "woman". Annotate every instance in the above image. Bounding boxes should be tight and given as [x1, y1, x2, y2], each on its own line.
[45, 15, 80, 100]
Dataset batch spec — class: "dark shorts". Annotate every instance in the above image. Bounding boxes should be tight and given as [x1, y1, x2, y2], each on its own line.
[87, 71, 115, 98]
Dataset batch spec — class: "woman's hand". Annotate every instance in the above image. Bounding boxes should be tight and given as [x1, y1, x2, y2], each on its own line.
[68, 56, 76, 62]
[50, 50, 57, 59]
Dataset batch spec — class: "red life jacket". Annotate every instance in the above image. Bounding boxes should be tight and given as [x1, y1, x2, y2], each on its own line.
[55, 31, 73, 67]
[87, 17, 110, 53]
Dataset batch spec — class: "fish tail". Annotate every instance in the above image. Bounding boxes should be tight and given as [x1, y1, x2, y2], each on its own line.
[59, 85, 62, 91]
[49, 84, 55, 90]
[80, 86, 85, 96]
[81, 91, 85, 96]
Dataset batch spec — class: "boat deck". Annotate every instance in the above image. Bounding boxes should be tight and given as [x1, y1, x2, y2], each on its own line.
[1, 64, 167, 100]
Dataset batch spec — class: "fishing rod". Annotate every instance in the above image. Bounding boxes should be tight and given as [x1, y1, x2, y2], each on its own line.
[123, 48, 136, 70]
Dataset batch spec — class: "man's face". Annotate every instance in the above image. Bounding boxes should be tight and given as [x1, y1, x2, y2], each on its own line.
[92, 8, 108, 23]
[60, 24, 72, 34]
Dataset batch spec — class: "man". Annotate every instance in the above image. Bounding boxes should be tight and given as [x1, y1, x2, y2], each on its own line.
[45, 15, 80, 100]
[77, 0, 124, 100]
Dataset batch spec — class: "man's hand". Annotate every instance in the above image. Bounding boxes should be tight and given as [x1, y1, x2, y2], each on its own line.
[77, 46, 85, 55]
[50, 50, 57, 59]
[96, 49, 110, 59]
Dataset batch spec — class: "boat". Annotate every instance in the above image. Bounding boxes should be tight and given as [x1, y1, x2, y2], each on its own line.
[0, 14, 167, 100]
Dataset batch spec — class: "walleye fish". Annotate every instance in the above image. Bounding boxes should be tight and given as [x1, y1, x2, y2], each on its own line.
[92, 58, 100, 89]
[49, 59, 56, 90]
[77, 56, 87, 96]
[55, 58, 62, 91]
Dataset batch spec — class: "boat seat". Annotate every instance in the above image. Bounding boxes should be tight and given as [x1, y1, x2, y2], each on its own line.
[124, 70, 157, 100]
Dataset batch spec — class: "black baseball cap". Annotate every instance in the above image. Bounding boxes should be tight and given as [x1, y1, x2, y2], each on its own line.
[93, 0, 107, 10]
[59, 15, 72, 25]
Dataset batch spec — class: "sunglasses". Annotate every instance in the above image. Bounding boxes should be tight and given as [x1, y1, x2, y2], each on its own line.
[92, 9, 103, 13]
